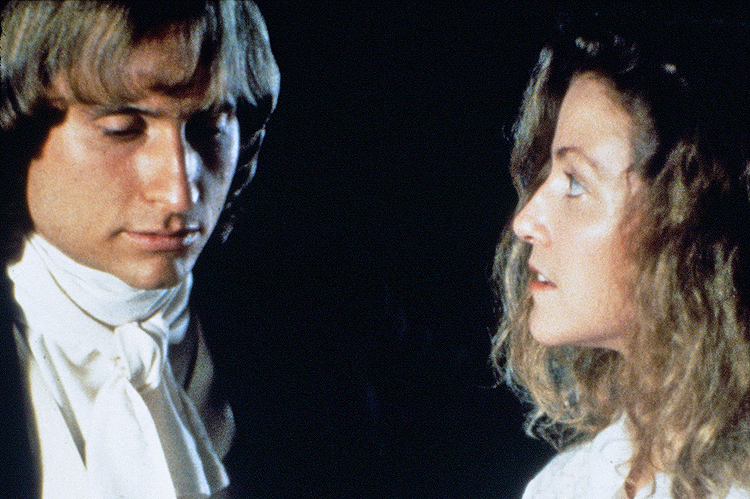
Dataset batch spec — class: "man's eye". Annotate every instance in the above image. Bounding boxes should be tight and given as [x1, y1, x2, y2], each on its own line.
[187, 112, 229, 138]
[99, 116, 145, 140]
[103, 128, 142, 139]
[185, 111, 235, 155]
[565, 172, 585, 197]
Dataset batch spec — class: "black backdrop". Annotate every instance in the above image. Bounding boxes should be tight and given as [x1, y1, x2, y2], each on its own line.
[0, 2, 746, 498]
[186, 1, 750, 498]
[192, 4, 557, 498]
[191, 3, 750, 498]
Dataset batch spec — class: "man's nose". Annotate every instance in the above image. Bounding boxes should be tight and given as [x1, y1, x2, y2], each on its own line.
[512, 189, 549, 246]
[141, 124, 200, 212]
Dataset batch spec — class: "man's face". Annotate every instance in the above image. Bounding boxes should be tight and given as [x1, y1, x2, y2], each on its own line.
[26, 70, 240, 289]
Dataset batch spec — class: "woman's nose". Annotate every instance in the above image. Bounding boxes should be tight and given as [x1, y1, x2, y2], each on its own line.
[512, 190, 549, 246]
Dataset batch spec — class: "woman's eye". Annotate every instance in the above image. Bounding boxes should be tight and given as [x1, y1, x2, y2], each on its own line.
[566, 172, 585, 197]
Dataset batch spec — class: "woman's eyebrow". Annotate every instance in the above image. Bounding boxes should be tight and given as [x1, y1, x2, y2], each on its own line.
[553, 145, 600, 171]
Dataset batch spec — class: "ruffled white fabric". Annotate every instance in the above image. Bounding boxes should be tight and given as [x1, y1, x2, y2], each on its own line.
[522, 419, 750, 499]
[9, 234, 228, 499]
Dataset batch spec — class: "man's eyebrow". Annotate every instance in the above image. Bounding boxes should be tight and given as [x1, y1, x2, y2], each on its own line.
[553, 145, 600, 170]
[87, 105, 163, 119]
[86, 101, 236, 119]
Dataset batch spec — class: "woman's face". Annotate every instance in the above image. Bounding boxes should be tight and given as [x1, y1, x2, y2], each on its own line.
[512, 74, 641, 353]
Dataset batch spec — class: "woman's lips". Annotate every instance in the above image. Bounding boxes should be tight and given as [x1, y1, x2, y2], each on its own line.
[529, 265, 556, 291]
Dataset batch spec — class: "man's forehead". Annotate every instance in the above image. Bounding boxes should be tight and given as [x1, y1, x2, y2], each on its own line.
[126, 30, 205, 92]
[36, 5, 276, 120]
[81, 92, 236, 120]
[55, 39, 235, 112]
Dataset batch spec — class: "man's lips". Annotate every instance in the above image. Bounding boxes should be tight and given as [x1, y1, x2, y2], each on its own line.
[122, 228, 201, 251]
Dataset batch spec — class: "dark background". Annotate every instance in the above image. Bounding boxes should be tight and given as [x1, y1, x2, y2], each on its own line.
[192, 2, 750, 498]
[0, 2, 746, 498]
[193, 4, 557, 498]
[191, 2, 750, 498]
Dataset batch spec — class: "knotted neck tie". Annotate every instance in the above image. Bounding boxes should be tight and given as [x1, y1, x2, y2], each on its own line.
[8, 234, 228, 499]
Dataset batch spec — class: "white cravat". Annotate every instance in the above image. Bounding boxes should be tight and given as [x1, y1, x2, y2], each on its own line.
[8, 234, 229, 499]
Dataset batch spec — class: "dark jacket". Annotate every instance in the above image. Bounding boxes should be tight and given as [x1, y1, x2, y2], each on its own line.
[0, 272, 40, 498]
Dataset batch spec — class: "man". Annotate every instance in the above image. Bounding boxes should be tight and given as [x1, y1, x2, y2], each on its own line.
[0, 1, 279, 497]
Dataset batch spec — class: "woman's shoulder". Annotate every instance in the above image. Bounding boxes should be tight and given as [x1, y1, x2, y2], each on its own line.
[522, 421, 631, 499]
[726, 487, 750, 499]
[521, 420, 750, 499]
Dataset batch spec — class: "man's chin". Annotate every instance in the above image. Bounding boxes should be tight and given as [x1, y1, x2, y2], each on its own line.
[114, 263, 191, 290]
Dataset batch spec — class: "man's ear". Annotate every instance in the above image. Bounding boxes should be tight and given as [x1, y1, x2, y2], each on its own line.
[216, 127, 266, 243]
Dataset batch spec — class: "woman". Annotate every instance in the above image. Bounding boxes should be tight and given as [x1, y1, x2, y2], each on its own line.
[492, 10, 750, 499]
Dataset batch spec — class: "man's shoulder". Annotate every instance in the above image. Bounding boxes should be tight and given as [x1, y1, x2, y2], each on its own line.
[0, 273, 40, 497]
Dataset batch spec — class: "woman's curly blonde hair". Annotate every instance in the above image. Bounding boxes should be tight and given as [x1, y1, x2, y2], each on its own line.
[492, 10, 750, 498]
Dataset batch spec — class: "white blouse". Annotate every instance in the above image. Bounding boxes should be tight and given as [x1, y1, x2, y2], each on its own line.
[523, 419, 749, 499]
